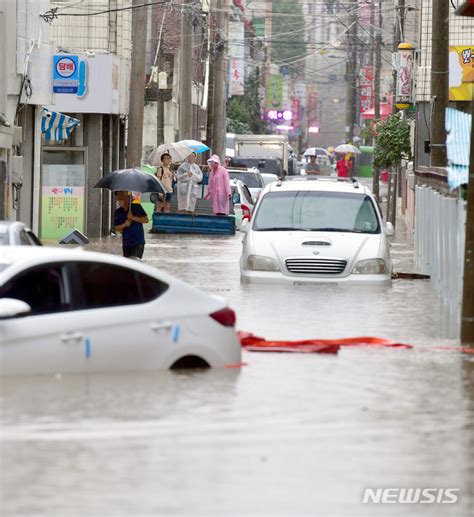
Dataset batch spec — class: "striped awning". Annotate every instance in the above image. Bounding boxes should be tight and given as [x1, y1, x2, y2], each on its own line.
[41, 107, 80, 142]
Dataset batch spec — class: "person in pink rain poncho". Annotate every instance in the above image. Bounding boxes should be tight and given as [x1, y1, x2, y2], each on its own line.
[205, 154, 231, 215]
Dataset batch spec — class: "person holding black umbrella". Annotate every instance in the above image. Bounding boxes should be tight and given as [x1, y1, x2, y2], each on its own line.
[114, 191, 149, 259]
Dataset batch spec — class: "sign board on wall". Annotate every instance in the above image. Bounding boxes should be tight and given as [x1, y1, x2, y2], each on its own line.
[49, 54, 121, 114]
[53, 55, 80, 94]
[360, 66, 374, 113]
[41, 186, 85, 240]
[40, 163, 86, 241]
[449, 45, 474, 101]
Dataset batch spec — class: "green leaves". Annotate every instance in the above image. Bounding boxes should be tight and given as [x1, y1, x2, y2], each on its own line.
[373, 114, 412, 169]
[271, 0, 306, 71]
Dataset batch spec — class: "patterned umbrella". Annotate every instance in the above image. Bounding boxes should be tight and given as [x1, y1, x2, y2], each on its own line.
[177, 139, 210, 154]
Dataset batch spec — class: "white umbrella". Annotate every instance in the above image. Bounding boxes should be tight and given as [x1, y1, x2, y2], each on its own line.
[303, 147, 329, 157]
[148, 142, 193, 166]
[334, 144, 361, 154]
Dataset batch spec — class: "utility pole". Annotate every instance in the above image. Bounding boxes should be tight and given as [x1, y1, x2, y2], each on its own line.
[372, 0, 382, 201]
[263, 0, 272, 99]
[179, 0, 193, 140]
[457, 0, 474, 345]
[127, 0, 148, 168]
[461, 97, 474, 345]
[430, 0, 449, 167]
[345, 0, 357, 143]
[211, 0, 227, 160]
[155, 3, 168, 146]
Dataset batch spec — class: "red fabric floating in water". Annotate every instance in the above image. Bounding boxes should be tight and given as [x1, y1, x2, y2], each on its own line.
[238, 332, 474, 355]
[238, 332, 413, 354]
[245, 345, 340, 354]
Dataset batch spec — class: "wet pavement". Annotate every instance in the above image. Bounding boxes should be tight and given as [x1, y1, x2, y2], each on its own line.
[1, 217, 473, 516]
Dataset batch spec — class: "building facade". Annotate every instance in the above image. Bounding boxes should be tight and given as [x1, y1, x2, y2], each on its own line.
[1, 0, 132, 240]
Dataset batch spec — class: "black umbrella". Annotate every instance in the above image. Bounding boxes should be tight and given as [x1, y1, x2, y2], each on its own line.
[94, 168, 166, 193]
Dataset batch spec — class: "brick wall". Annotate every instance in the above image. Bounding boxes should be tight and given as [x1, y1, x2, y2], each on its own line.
[150, 2, 207, 86]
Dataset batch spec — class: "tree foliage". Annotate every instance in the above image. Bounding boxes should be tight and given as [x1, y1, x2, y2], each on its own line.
[271, 0, 306, 71]
[227, 71, 266, 134]
[373, 114, 412, 169]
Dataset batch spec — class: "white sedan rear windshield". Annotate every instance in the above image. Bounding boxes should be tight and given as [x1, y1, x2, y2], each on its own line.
[253, 191, 380, 234]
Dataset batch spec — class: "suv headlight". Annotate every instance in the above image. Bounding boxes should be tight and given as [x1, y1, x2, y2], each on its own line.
[352, 258, 386, 274]
[246, 255, 280, 271]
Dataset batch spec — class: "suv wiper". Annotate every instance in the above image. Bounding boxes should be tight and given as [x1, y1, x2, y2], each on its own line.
[309, 227, 363, 233]
[259, 227, 303, 231]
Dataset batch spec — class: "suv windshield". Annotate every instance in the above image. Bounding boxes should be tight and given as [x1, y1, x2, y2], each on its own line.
[253, 191, 380, 234]
[228, 172, 263, 188]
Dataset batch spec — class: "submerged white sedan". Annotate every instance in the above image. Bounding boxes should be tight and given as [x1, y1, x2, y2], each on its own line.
[240, 177, 394, 286]
[0, 247, 241, 375]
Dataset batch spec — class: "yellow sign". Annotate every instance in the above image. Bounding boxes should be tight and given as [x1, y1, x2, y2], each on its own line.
[449, 45, 474, 101]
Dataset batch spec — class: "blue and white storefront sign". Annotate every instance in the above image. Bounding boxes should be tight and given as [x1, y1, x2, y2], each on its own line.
[53, 55, 79, 94]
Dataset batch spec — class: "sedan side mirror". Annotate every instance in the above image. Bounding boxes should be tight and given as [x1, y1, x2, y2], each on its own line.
[0, 298, 32, 319]
[385, 222, 395, 237]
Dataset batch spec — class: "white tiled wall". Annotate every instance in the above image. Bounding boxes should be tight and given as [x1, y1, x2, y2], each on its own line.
[416, 0, 474, 101]
[50, 0, 132, 59]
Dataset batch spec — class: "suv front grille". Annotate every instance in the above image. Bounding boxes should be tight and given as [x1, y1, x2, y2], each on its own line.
[285, 258, 347, 275]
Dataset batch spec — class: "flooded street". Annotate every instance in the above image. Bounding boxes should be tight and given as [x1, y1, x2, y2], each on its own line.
[1, 227, 473, 516]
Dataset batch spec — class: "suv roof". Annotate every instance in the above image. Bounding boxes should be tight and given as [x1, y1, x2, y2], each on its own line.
[266, 177, 372, 196]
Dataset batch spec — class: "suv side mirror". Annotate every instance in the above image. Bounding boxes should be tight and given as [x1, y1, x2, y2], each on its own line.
[0, 298, 32, 319]
[232, 192, 241, 205]
[385, 222, 395, 237]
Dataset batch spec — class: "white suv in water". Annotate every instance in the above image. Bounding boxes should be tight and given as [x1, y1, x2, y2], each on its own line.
[240, 177, 394, 286]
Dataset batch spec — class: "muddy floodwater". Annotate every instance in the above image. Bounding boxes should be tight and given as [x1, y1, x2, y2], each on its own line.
[1, 226, 473, 516]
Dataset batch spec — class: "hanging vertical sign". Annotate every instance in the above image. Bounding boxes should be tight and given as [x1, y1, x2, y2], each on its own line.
[228, 21, 245, 96]
[395, 43, 415, 109]
[307, 87, 318, 125]
[360, 66, 374, 113]
[266, 75, 284, 110]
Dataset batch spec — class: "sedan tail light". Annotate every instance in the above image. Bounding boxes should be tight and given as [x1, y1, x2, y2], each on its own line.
[210, 308, 236, 327]
[241, 204, 251, 221]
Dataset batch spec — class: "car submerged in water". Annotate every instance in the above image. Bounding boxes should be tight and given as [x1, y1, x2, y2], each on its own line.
[0, 246, 241, 375]
[240, 177, 394, 286]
